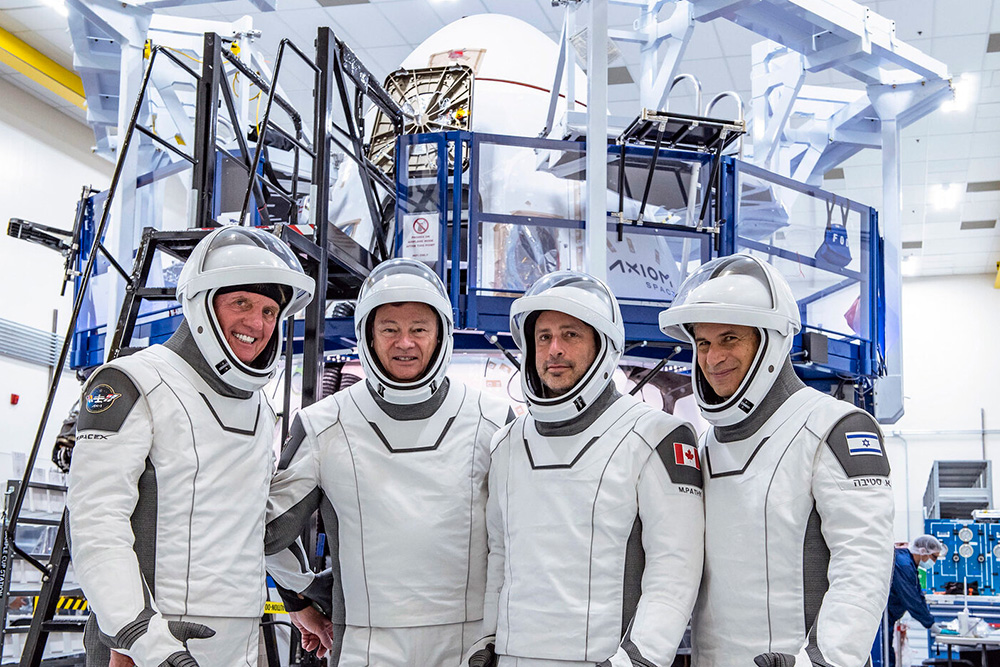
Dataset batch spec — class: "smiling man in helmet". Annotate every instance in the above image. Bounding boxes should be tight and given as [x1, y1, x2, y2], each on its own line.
[264, 257, 511, 666]
[658, 254, 894, 667]
[68, 226, 314, 667]
[472, 271, 704, 667]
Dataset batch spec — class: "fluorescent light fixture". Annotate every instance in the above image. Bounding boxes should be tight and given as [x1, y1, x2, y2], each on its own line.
[901, 255, 921, 278]
[929, 183, 961, 210]
[40, 0, 67, 17]
[941, 73, 978, 113]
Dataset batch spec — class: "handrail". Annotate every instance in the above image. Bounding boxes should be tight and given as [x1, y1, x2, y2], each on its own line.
[667, 73, 702, 114]
[238, 38, 319, 228]
[704, 91, 745, 157]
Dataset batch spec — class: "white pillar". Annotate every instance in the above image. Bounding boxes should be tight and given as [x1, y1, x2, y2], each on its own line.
[585, 0, 608, 281]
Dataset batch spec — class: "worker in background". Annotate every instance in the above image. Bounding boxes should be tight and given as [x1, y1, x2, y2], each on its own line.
[887, 535, 943, 667]
[265, 257, 511, 666]
[471, 271, 704, 667]
[68, 227, 314, 667]
[658, 254, 895, 667]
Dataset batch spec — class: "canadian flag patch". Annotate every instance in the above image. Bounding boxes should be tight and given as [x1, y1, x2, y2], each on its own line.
[674, 442, 701, 470]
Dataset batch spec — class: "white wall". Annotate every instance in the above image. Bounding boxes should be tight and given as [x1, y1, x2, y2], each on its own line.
[885, 272, 1000, 541]
[0, 78, 112, 481]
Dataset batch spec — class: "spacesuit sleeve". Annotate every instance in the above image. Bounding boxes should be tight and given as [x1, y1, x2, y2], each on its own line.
[265, 413, 324, 609]
[68, 366, 156, 639]
[894, 557, 935, 628]
[609, 423, 705, 667]
[799, 411, 894, 666]
[481, 425, 511, 640]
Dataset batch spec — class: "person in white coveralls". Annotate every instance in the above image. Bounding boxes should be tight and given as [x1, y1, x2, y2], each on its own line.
[470, 270, 705, 667]
[265, 258, 511, 666]
[69, 226, 314, 667]
[658, 253, 894, 667]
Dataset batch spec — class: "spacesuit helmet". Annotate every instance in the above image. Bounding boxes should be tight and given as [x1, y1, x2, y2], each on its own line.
[354, 258, 454, 405]
[176, 226, 315, 392]
[510, 271, 624, 423]
[658, 254, 800, 427]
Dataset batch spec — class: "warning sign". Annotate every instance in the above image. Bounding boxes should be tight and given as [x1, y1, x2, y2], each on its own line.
[264, 600, 287, 614]
[402, 212, 440, 262]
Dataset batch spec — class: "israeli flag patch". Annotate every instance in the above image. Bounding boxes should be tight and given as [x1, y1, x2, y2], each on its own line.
[846, 431, 882, 456]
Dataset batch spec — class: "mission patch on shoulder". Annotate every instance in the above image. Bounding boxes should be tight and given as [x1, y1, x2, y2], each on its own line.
[825, 411, 890, 478]
[76, 367, 141, 434]
[654, 425, 703, 489]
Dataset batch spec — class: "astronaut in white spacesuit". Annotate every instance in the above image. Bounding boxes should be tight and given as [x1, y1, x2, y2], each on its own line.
[68, 226, 314, 667]
[658, 254, 894, 667]
[264, 257, 511, 666]
[472, 271, 704, 667]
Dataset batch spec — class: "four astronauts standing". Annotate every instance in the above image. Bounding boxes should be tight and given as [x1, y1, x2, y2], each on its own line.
[70, 228, 896, 666]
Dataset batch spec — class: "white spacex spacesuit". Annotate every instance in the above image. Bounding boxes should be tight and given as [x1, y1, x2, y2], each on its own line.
[68, 226, 314, 667]
[659, 254, 894, 667]
[480, 271, 704, 667]
[264, 258, 510, 666]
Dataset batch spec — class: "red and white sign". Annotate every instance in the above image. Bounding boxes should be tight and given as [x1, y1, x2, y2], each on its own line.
[402, 212, 440, 262]
[673, 442, 700, 470]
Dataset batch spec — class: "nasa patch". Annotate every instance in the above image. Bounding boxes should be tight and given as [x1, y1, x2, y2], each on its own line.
[86, 384, 123, 414]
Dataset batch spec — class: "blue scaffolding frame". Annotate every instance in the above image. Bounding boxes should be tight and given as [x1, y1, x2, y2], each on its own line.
[69, 129, 887, 413]
[394, 130, 886, 406]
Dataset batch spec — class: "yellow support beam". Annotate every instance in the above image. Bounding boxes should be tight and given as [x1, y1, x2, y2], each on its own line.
[0, 25, 86, 109]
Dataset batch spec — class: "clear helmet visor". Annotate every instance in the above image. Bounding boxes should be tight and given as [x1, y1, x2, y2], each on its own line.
[522, 270, 617, 309]
[358, 257, 449, 304]
[660, 253, 800, 341]
[671, 254, 774, 311]
[200, 225, 305, 274]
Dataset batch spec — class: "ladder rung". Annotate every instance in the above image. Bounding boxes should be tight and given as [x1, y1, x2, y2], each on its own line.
[41, 619, 87, 632]
[133, 287, 177, 299]
[14, 517, 61, 526]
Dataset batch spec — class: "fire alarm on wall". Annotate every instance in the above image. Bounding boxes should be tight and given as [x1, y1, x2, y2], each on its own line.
[10, 394, 19, 405]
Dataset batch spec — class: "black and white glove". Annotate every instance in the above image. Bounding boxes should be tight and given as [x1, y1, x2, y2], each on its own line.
[112, 610, 215, 667]
[596, 646, 644, 666]
[277, 569, 333, 615]
[753, 652, 797, 667]
[465, 634, 497, 667]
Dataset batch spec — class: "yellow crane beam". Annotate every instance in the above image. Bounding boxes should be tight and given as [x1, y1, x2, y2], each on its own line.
[0, 25, 85, 109]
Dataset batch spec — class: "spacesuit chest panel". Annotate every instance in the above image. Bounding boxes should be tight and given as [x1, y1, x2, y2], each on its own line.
[125, 346, 272, 617]
[326, 381, 491, 627]
[695, 388, 830, 663]
[496, 394, 651, 661]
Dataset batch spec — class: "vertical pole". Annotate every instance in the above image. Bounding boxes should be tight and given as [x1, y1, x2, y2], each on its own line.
[104, 40, 145, 360]
[869, 88, 904, 424]
[565, 3, 577, 114]
[585, 0, 608, 281]
[192, 33, 221, 229]
[303, 27, 334, 409]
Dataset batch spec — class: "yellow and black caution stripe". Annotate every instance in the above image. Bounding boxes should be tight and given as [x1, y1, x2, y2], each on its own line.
[48, 596, 89, 611]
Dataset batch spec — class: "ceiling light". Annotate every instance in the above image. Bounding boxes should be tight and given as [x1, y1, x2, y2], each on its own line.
[901, 255, 921, 278]
[40, 0, 67, 17]
[941, 73, 977, 113]
[929, 183, 961, 210]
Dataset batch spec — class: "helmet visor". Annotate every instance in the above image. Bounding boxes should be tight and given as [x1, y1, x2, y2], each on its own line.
[201, 226, 305, 274]
[671, 255, 774, 311]
[359, 258, 448, 303]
